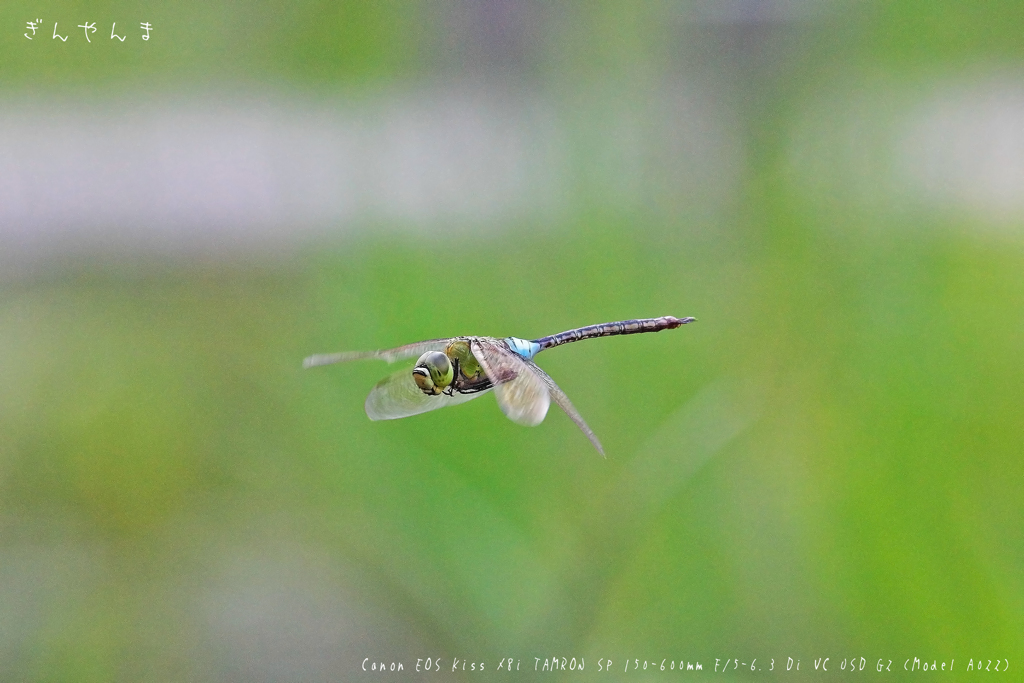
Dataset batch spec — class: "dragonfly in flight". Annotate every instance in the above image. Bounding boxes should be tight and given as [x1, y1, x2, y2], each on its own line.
[304, 316, 695, 455]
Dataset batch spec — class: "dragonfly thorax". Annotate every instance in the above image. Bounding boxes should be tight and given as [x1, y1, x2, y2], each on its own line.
[412, 351, 453, 395]
[445, 340, 486, 382]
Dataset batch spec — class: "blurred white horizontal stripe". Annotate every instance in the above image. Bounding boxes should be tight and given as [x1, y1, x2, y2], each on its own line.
[681, 0, 840, 24]
[0, 85, 738, 267]
[900, 81, 1024, 222]
[787, 74, 1024, 229]
[0, 91, 562, 252]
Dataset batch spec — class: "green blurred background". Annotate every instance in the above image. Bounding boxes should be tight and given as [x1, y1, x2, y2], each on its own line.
[1, 1, 1022, 680]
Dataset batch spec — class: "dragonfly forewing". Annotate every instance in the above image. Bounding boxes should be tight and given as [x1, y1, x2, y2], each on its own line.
[303, 339, 451, 368]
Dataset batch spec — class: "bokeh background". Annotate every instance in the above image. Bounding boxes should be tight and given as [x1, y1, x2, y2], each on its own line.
[1, 1, 1022, 680]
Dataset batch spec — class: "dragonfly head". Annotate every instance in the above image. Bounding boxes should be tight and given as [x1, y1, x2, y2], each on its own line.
[412, 351, 454, 395]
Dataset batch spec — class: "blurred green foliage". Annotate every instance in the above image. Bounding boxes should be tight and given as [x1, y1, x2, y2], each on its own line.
[1, 1, 1022, 680]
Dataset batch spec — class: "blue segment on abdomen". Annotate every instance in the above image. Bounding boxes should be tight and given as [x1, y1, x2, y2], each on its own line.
[505, 336, 540, 360]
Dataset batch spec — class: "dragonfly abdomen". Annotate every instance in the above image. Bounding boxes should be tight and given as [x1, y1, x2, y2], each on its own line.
[534, 315, 694, 351]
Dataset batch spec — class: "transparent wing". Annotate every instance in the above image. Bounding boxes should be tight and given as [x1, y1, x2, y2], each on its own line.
[470, 338, 551, 427]
[304, 339, 451, 368]
[364, 365, 490, 421]
[521, 357, 604, 456]
[472, 338, 603, 454]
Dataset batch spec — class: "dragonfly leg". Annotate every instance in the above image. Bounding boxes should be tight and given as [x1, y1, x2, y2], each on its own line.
[450, 357, 462, 389]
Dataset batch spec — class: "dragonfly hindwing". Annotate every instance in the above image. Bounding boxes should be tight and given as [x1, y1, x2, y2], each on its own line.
[470, 338, 550, 427]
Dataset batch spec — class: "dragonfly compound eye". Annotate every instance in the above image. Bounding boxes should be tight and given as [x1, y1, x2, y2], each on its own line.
[413, 351, 453, 395]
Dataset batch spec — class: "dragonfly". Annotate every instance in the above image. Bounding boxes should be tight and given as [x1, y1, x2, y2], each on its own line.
[304, 315, 695, 456]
